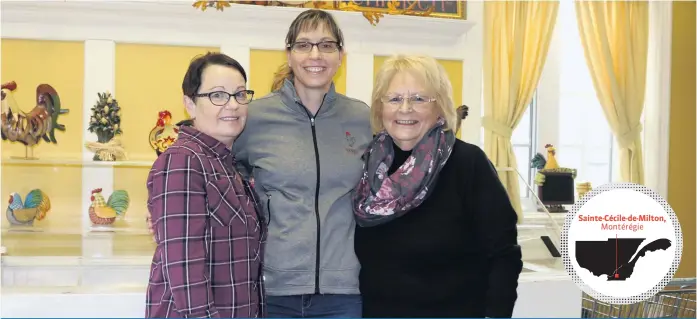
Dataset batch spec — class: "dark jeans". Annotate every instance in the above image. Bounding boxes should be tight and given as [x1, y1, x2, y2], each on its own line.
[266, 294, 362, 318]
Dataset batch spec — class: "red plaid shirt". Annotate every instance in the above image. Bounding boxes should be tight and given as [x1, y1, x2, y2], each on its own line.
[145, 125, 266, 318]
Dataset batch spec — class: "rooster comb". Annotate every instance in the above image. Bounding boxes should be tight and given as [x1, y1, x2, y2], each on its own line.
[91, 188, 103, 194]
[1, 81, 17, 91]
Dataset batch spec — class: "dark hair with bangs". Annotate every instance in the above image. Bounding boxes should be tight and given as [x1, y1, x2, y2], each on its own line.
[182, 51, 247, 99]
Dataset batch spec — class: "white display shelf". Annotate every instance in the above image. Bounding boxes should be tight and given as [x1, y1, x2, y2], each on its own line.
[0, 223, 566, 284]
[88, 225, 152, 234]
[2, 156, 154, 235]
[1, 255, 152, 289]
[1, 223, 152, 235]
[1, 229, 155, 256]
[2, 157, 153, 168]
[2, 225, 84, 235]
[2, 255, 152, 267]
[0, 204, 577, 317]
[1, 283, 147, 294]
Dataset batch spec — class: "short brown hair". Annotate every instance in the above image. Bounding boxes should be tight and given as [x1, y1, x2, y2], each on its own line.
[270, 10, 344, 92]
[182, 52, 247, 99]
[370, 54, 458, 134]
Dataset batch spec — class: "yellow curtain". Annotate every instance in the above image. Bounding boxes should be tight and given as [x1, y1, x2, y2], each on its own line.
[575, 1, 649, 184]
[483, 1, 559, 221]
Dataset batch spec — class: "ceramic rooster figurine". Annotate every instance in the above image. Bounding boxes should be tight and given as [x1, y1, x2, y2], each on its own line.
[1, 81, 70, 158]
[6, 189, 51, 226]
[88, 188, 130, 225]
[543, 144, 560, 170]
[149, 110, 179, 156]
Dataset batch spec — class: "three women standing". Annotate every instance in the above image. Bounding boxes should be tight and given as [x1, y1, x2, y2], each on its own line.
[146, 8, 522, 319]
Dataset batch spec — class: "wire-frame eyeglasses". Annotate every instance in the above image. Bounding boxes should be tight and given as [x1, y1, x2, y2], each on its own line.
[288, 41, 341, 53]
[380, 94, 437, 111]
[194, 90, 255, 106]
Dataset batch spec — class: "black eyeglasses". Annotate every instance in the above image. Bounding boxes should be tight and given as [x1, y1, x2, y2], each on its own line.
[194, 90, 254, 106]
[287, 41, 341, 53]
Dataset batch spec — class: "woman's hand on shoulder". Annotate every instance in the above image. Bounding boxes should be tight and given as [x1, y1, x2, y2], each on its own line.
[146, 213, 155, 242]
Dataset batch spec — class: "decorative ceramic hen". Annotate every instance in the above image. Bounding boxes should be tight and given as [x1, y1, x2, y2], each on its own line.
[89, 188, 130, 225]
[6, 189, 50, 226]
[543, 144, 560, 170]
[149, 110, 179, 156]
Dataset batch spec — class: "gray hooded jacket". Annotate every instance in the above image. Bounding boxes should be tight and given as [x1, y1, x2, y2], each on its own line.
[233, 79, 372, 296]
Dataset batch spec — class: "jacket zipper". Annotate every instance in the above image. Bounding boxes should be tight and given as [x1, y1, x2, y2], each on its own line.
[309, 116, 321, 294]
[265, 194, 272, 227]
[297, 97, 325, 295]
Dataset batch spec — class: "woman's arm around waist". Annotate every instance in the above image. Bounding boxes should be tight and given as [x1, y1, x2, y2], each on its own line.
[149, 152, 219, 318]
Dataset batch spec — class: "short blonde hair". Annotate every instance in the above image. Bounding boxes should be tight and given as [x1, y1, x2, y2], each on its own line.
[370, 54, 458, 134]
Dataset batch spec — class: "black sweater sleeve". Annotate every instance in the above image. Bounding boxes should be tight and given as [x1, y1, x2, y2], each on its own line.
[470, 146, 524, 318]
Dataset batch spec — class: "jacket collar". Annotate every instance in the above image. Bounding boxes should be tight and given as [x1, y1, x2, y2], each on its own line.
[177, 123, 231, 158]
[278, 77, 338, 117]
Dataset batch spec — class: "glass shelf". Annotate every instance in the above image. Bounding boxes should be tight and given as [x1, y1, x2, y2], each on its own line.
[518, 210, 567, 280]
[2, 157, 153, 167]
[1, 230, 155, 258]
[2, 231, 83, 256]
[0, 165, 571, 290]
[1, 155, 153, 247]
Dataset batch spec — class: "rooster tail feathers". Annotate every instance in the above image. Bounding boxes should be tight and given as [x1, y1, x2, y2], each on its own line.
[107, 190, 130, 216]
[36, 84, 58, 106]
[24, 189, 51, 220]
[35, 84, 68, 143]
[531, 153, 547, 170]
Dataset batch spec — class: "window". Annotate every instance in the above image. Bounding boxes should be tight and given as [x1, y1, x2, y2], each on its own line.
[512, 94, 538, 198]
[480, 95, 538, 198]
[554, 0, 614, 188]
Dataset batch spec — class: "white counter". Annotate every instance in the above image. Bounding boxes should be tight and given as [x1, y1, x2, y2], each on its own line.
[1, 259, 581, 318]
[1, 212, 579, 317]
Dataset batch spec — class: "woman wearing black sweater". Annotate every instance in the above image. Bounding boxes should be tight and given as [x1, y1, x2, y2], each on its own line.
[353, 55, 523, 318]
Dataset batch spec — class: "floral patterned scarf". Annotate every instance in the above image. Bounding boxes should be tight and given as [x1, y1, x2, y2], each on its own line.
[352, 118, 456, 227]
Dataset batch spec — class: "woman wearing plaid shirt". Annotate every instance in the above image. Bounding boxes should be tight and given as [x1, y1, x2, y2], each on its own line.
[145, 52, 266, 318]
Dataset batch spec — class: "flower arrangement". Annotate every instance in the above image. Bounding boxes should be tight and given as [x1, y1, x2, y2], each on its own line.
[88, 92, 122, 143]
[85, 92, 127, 161]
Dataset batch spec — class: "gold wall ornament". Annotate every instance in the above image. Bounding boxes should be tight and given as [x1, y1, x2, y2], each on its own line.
[337, 0, 435, 26]
[192, 0, 458, 26]
[192, 1, 325, 11]
[276, 1, 313, 7]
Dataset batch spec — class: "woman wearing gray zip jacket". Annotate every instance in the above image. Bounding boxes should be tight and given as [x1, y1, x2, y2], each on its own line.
[232, 9, 372, 318]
